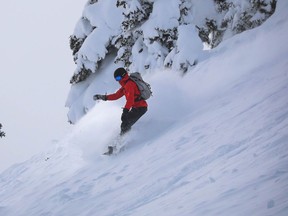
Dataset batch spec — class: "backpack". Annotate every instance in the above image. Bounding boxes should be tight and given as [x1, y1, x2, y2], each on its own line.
[129, 72, 152, 100]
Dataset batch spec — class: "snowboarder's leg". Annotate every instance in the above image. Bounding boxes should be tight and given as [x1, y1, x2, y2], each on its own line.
[120, 107, 147, 135]
[104, 107, 147, 155]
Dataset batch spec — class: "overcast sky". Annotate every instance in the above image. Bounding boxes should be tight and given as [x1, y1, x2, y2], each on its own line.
[0, 1, 86, 172]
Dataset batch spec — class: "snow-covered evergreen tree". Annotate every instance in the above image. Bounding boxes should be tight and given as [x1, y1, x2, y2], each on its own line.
[69, 0, 124, 84]
[66, 0, 277, 123]
[114, 0, 153, 69]
[198, 0, 277, 48]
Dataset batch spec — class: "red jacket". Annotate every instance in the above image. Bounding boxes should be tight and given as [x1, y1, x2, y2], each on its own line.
[106, 74, 148, 110]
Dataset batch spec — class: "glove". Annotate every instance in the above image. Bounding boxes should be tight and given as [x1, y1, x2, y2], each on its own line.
[121, 108, 129, 121]
[93, 94, 107, 101]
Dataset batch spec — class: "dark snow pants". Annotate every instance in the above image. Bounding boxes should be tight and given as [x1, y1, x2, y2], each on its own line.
[120, 107, 147, 135]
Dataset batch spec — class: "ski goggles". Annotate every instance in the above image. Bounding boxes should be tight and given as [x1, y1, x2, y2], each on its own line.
[115, 75, 123, 81]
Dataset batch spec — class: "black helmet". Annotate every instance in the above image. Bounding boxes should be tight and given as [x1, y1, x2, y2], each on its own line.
[114, 67, 127, 80]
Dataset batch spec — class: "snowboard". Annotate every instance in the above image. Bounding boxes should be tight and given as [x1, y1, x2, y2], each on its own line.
[103, 145, 126, 156]
[103, 135, 127, 156]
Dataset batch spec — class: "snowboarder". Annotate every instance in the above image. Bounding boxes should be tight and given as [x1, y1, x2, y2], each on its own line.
[93, 68, 148, 153]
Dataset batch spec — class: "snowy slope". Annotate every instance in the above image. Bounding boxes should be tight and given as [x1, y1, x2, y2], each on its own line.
[1, 0, 288, 215]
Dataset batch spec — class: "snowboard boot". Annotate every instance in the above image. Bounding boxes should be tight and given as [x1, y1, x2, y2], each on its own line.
[103, 146, 114, 155]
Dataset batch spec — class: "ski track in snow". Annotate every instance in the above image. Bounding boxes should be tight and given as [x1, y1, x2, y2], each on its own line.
[1, 1, 288, 215]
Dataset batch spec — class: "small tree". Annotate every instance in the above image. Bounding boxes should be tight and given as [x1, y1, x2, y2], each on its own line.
[89, 0, 98, 4]
[0, 123, 5, 138]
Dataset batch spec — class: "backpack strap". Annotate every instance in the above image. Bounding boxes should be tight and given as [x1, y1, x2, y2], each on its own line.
[127, 78, 143, 101]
